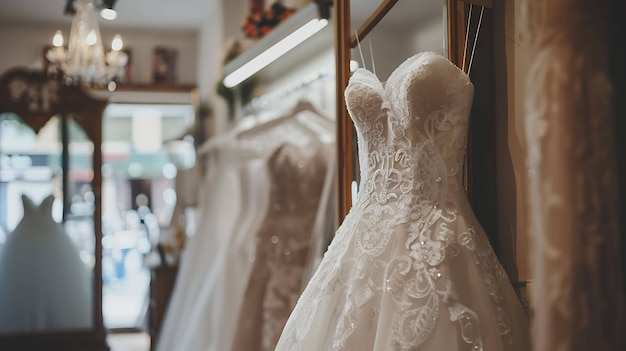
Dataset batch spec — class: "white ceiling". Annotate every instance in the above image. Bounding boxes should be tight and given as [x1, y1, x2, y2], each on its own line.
[0, 0, 445, 31]
[0, 0, 216, 30]
[351, 0, 445, 31]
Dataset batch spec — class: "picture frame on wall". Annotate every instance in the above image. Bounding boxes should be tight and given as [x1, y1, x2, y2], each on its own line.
[121, 48, 133, 83]
[151, 47, 178, 83]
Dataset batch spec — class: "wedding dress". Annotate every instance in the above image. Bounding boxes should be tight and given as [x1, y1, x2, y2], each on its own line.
[157, 140, 244, 351]
[275, 52, 529, 351]
[232, 143, 330, 351]
[204, 157, 270, 351]
[0, 195, 91, 333]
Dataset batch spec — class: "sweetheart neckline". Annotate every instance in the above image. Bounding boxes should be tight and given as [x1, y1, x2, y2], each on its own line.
[349, 51, 472, 96]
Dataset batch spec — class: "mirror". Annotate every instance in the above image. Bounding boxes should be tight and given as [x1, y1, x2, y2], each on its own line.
[0, 114, 94, 333]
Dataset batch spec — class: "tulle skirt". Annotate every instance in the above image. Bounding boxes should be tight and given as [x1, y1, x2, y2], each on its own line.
[276, 197, 529, 351]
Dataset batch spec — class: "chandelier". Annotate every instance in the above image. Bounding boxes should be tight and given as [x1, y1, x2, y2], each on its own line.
[46, 0, 128, 87]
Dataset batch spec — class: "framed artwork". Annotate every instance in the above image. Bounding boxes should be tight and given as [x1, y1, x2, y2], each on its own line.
[152, 47, 178, 83]
[121, 48, 133, 83]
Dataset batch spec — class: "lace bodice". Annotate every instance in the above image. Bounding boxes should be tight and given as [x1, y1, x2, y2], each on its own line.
[346, 51, 473, 207]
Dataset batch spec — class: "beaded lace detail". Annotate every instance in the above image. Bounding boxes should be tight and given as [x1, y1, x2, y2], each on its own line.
[277, 52, 516, 351]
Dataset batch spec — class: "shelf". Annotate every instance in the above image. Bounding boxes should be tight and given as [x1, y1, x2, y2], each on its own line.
[112, 83, 197, 93]
[88, 83, 197, 105]
[223, 3, 325, 86]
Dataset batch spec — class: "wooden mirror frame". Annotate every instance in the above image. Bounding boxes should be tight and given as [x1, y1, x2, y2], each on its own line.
[333, 0, 497, 237]
[0, 68, 109, 351]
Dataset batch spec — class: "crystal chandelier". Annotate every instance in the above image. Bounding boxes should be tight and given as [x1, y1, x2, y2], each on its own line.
[46, 0, 128, 87]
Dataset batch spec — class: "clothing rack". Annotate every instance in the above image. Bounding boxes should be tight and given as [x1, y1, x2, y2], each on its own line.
[242, 69, 333, 115]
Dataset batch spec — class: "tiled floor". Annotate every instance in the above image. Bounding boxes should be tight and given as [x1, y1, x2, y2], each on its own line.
[107, 333, 150, 351]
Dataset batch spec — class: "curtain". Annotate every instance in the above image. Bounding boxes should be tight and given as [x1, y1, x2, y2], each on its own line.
[523, 0, 624, 350]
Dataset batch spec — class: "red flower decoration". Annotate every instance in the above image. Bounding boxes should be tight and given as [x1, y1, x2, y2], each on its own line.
[242, 2, 296, 40]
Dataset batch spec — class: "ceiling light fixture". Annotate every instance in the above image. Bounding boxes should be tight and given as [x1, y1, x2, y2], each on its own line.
[100, 0, 117, 20]
[100, 8, 117, 20]
[46, 0, 127, 87]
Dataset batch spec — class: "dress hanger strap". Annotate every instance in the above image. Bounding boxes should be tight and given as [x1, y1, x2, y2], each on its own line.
[354, 30, 367, 72]
[368, 38, 376, 77]
[462, 4, 485, 76]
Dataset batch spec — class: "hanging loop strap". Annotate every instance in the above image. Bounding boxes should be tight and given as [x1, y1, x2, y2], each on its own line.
[461, 4, 485, 76]
[462, 4, 473, 73]
[368, 39, 376, 76]
[468, 6, 485, 76]
[354, 30, 367, 72]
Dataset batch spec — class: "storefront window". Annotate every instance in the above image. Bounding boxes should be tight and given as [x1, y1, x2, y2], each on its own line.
[101, 103, 195, 329]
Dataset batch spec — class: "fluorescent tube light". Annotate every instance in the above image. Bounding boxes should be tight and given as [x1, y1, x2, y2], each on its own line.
[223, 18, 328, 88]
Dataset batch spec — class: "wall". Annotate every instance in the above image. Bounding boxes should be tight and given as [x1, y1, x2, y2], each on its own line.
[222, 0, 249, 44]
[349, 11, 447, 84]
[196, 0, 226, 136]
[411, 12, 448, 56]
[0, 21, 198, 84]
[350, 28, 414, 82]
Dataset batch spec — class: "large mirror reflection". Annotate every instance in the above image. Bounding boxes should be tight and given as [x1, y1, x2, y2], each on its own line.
[0, 114, 94, 333]
[0, 102, 197, 335]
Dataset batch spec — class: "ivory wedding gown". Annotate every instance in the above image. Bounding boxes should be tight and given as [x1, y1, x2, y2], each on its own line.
[275, 52, 529, 351]
[157, 142, 245, 351]
[233, 144, 330, 351]
[0, 195, 91, 333]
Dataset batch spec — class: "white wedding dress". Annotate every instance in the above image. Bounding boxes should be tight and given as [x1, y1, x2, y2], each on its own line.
[0, 195, 91, 333]
[157, 142, 244, 351]
[275, 52, 529, 351]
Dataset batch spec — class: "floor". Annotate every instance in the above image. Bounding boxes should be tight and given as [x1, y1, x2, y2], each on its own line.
[107, 333, 150, 351]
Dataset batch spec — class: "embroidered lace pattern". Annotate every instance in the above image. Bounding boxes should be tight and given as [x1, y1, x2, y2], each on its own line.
[232, 144, 330, 351]
[277, 52, 518, 351]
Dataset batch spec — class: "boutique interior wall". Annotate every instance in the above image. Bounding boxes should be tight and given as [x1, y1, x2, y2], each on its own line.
[0, 22, 199, 84]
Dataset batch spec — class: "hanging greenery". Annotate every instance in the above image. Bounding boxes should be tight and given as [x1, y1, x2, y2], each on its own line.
[216, 38, 257, 117]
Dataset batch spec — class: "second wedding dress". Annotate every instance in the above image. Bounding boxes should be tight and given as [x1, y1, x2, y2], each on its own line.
[275, 52, 529, 351]
[232, 144, 330, 351]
